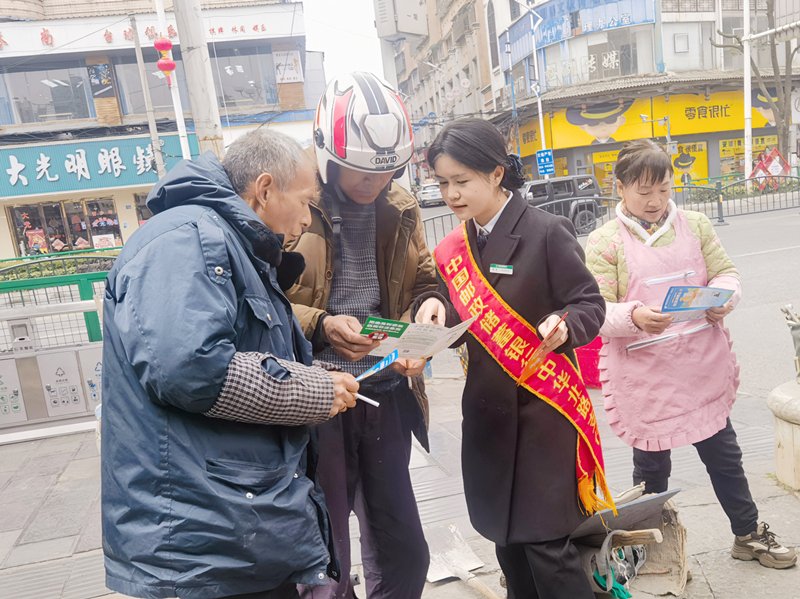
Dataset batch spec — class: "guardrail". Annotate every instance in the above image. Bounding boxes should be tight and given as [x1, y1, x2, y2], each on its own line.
[423, 176, 800, 249]
[0, 251, 113, 353]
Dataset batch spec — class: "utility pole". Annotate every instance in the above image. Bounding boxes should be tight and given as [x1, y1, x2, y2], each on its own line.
[172, 0, 224, 157]
[153, 0, 191, 159]
[743, 0, 753, 178]
[130, 15, 166, 177]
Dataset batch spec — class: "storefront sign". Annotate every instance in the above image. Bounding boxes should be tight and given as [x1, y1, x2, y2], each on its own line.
[519, 120, 543, 158]
[1, 133, 199, 199]
[546, 98, 652, 150]
[532, 0, 655, 49]
[0, 4, 304, 58]
[653, 91, 773, 137]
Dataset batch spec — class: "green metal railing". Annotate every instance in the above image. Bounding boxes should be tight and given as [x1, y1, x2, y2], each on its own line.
[0, 250, 116, 348]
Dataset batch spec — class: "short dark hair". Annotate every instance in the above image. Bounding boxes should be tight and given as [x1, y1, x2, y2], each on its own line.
[614, 139, 673, 187]
[427, 118, 525, 190]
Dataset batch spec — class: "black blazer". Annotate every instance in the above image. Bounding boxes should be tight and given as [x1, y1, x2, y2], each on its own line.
[418, 192, 606, 544]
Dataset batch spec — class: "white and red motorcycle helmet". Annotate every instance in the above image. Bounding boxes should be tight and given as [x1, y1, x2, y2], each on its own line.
[313, 72, 414, 184]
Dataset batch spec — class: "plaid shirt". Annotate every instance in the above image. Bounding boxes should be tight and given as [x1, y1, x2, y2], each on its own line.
[204, 352, 335, 426]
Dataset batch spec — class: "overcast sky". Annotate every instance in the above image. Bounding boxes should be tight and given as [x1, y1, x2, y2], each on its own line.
[303, 0, 385, 81]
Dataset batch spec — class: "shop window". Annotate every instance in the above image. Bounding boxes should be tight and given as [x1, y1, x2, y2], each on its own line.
[64, 201, 91, 250]
[1, 61, 94, 124]
[113, 50, 190, 115]
[135, 193, 153, 225]
[9, 206, 48, 255]
[209, 45, 279, 110]
[87, 199, 122, 248]
[7, 199, 123, 256]
[42, 203, 70, 252]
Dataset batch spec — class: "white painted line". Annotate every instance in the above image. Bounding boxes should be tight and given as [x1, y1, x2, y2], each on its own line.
[731, 244, 800, 259]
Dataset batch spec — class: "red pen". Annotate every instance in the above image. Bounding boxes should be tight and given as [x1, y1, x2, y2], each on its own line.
[517, 312, 569, 386]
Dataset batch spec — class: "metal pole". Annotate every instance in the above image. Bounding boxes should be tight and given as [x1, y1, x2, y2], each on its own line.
[130, 15, 166, 177]
[153, 0, 191, 159]
[505, 38, 520, 156]
[715, 180, 728, 226]
[744, 0, 753, 179]
[172, 0, 225, 157]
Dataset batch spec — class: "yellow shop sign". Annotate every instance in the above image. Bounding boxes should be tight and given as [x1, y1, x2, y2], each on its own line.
[652, 91, 773, 137]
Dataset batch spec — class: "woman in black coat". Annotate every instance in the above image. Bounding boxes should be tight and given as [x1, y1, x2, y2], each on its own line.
[414, 119, 611, 599]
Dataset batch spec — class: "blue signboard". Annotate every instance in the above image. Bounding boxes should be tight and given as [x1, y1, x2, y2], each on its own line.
[536, 149, 555, 177]
[1, 133, 200, 199]
[505, 0, 655, 59]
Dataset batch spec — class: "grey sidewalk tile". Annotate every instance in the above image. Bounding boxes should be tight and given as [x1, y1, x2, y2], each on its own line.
[75, 500, 103, 554]
[60, 456, 101, 482]
[0, 473, 56, 504]
[19, 450, 75, 477]
[694, 549, 800, 599]
[19, 500, 93, 544]
[410, 464, 451, 485]
[74, 438, 100, 460]
[3, 535, 78, 568]
[0, 500, 42, 533]
[0, 441, 40, 473]
[0, 558, 69, 599]
[33, 433, 88, 458]
[0, 469, 12, 492]
[62, 550, 112, 599]
[0, 529, 21, 565]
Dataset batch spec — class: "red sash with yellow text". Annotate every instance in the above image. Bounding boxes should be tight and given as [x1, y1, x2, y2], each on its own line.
[435, 224, 616, 516]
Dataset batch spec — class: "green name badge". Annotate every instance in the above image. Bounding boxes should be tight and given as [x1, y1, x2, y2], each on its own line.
[489, 263, 514, 275]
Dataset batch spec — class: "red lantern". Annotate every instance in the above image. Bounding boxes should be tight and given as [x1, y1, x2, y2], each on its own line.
[153, 37, 172, 53]
[154, 37, 176, 85]
[157, 57, 177, 74]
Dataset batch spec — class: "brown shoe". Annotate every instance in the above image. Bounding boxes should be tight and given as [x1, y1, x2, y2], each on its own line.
[732, 522, 797, 569]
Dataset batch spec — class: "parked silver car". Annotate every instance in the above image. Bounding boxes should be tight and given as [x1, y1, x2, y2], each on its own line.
[417, 183, 446, 208]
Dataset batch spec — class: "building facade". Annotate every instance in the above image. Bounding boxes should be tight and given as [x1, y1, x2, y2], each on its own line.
[0, 0, 324, 258]
[380, 0, 798, 192]
[376, 0, 494, 183]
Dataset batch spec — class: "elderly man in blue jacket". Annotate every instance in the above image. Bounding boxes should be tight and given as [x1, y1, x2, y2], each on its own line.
[101, 129, 360, 599]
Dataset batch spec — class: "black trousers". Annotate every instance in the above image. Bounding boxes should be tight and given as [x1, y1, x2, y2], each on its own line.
[632, 418, 759, 536]
[299, 378, 429, 599]
[496, 537, 594, 599]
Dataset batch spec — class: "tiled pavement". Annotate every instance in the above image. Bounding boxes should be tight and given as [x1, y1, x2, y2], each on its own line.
[0, 346, 798, 598]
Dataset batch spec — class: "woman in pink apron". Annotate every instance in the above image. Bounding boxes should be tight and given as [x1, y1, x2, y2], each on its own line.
[586, 139, 796, 570]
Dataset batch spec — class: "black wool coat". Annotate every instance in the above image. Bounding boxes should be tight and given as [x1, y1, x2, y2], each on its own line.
[419, 192, 606, 545]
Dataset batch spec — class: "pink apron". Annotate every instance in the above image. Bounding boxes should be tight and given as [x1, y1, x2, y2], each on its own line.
[599, 211, 739, 451]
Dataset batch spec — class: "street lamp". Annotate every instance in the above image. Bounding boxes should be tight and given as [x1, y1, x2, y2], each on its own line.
[504, 40, 520, 156]
[512, 0, 546, 153]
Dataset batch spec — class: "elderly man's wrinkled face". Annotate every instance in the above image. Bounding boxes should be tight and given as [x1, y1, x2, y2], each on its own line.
[248, 161, 317, 243]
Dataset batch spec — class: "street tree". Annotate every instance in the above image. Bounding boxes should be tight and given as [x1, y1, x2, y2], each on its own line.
[712, 0, 799, 163]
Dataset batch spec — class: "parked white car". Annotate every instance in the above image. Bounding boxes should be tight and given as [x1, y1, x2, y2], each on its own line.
[417, 183, 446, 208]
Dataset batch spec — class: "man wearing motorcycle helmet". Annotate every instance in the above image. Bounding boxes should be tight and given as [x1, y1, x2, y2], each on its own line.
[287, 72, 443, 599]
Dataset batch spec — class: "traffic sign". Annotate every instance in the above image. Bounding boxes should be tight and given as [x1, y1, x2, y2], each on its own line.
[536, 149, 554, 176]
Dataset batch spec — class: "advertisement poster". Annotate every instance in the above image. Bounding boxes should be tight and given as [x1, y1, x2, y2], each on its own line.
[592, 149, 620, 195]
[273, 50, 304, 83]
[719, 135, 777, 176]
[87, 63, 116, 98]
[672, 141, 708, 187]
[92, 233, 117, 249]
[547, 98, 652, 149]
